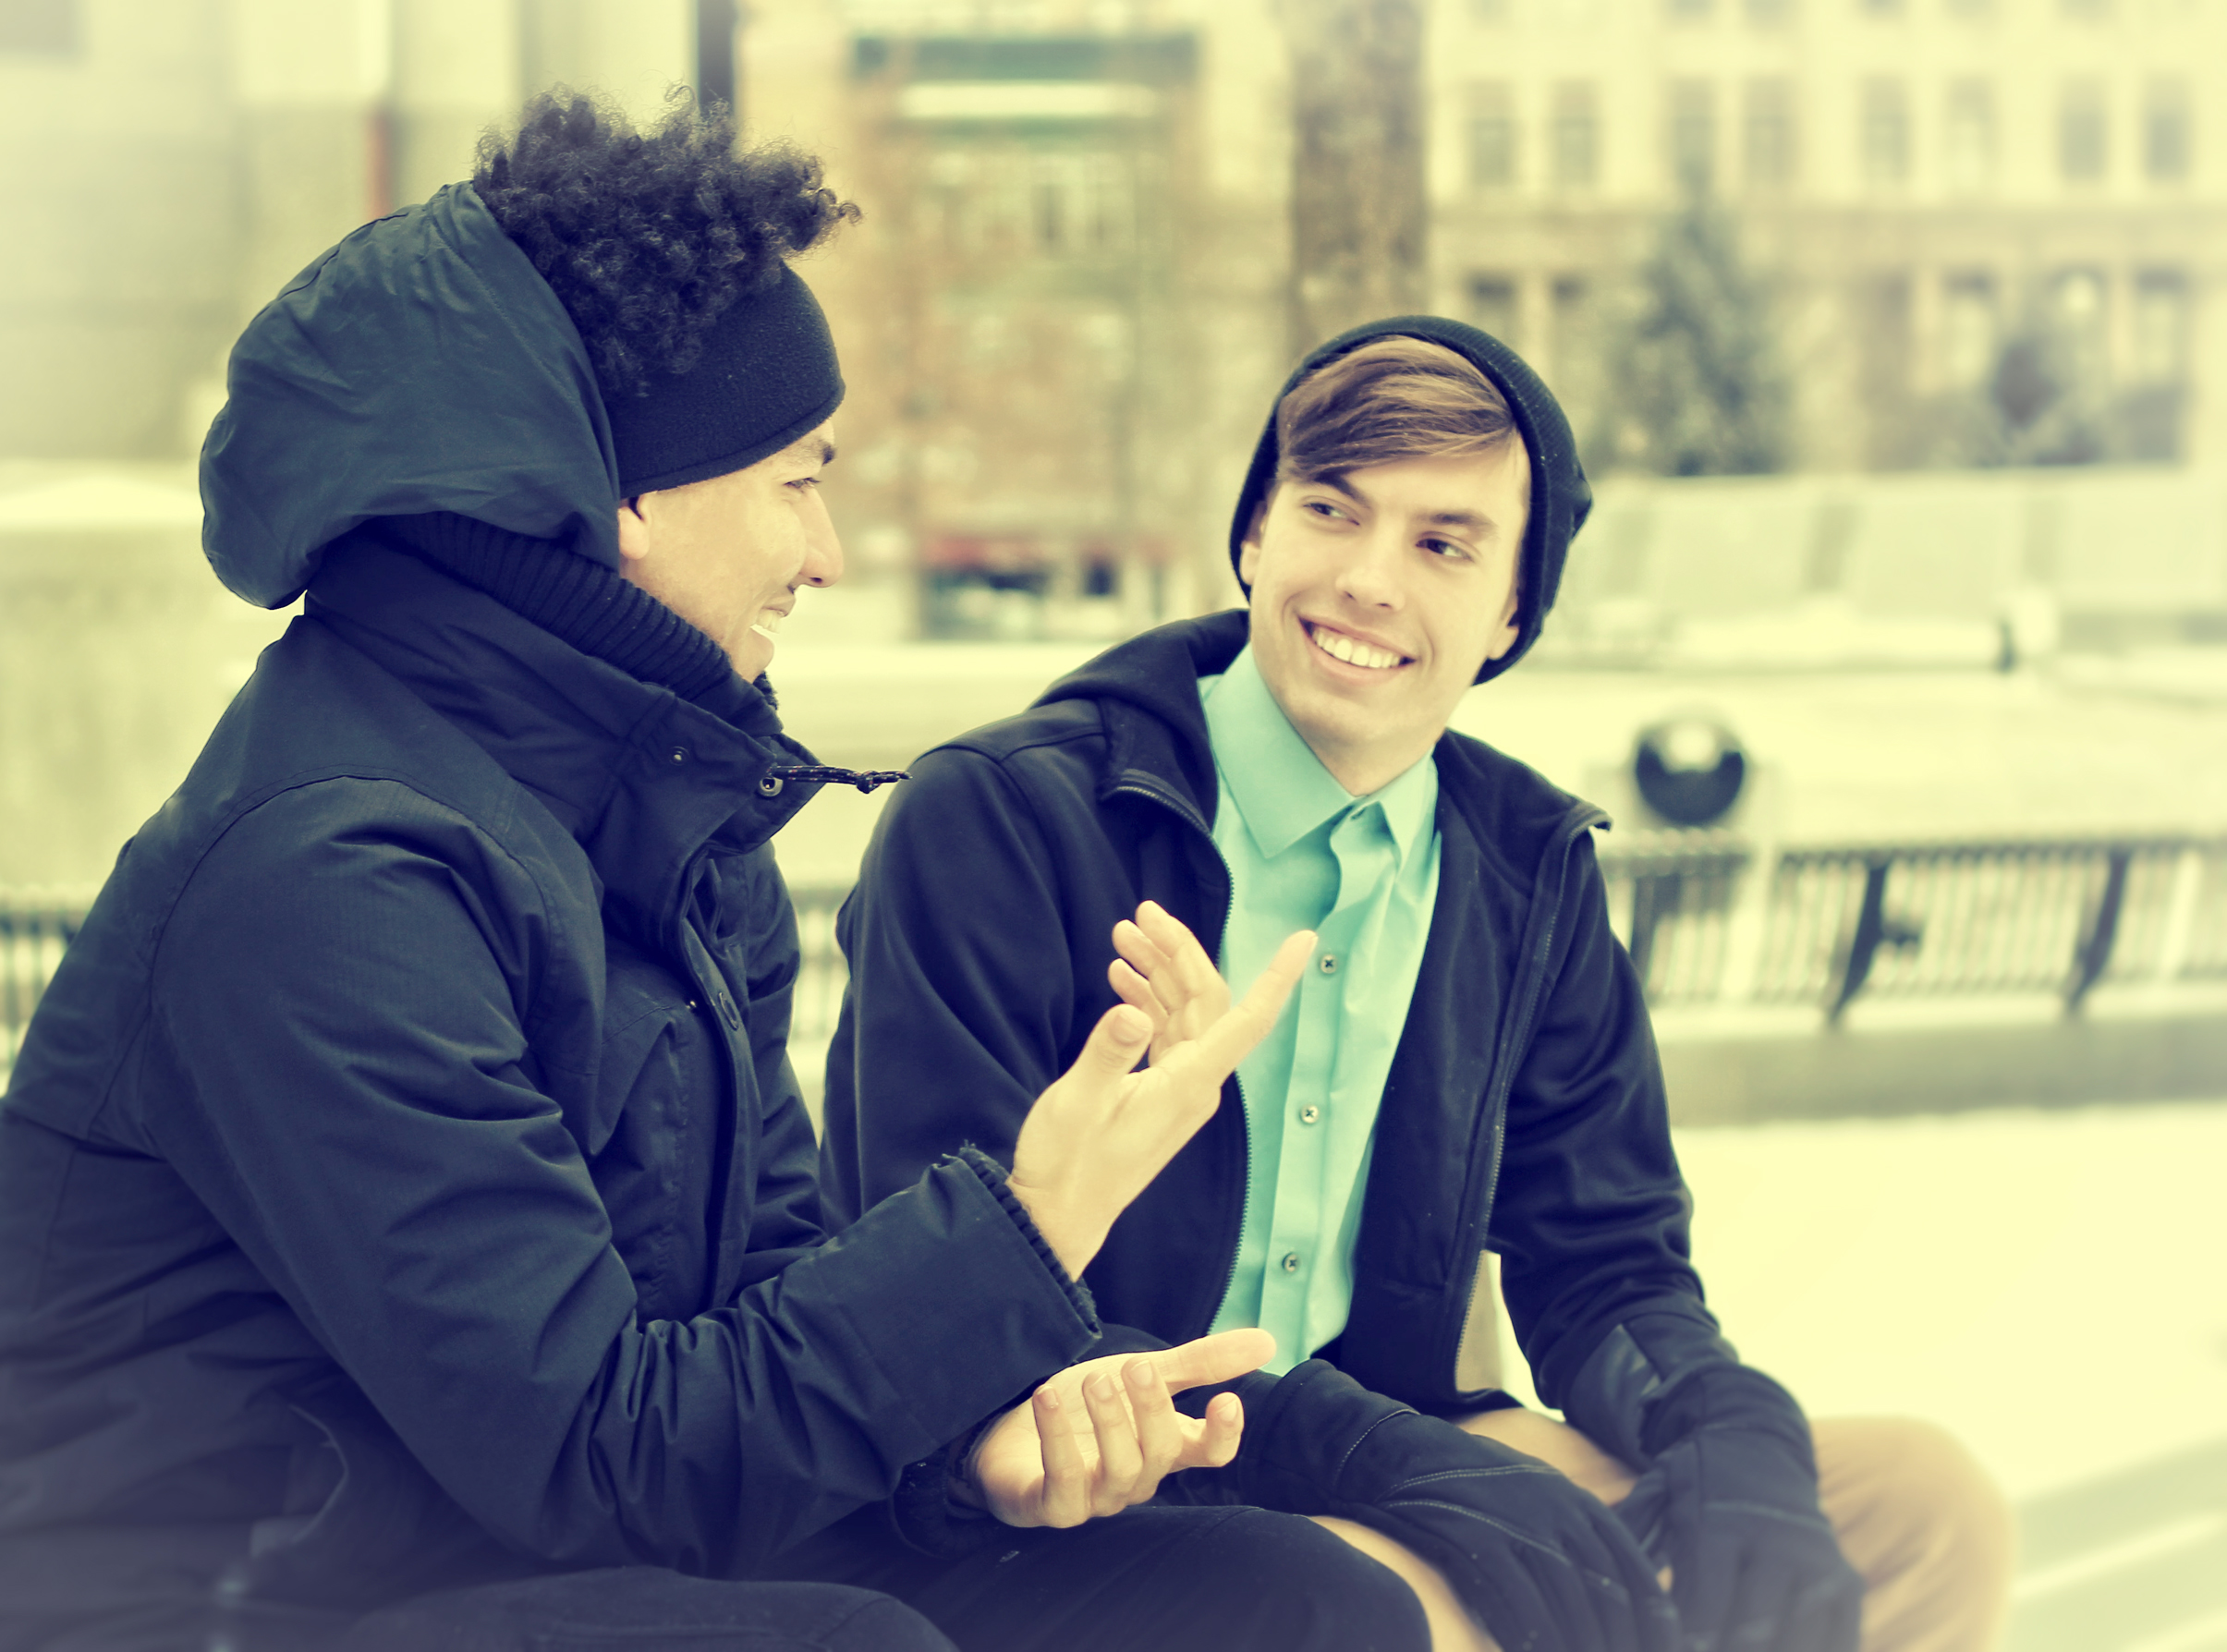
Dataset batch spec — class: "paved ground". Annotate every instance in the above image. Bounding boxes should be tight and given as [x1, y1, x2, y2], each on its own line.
[1591, 1101, 2227, 1652]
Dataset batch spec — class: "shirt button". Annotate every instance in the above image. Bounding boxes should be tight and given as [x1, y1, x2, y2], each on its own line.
[1318, 954, 1338, 975]
[1298, 1105, 1321, 1124]
[1281, 1251, 1302, 1273]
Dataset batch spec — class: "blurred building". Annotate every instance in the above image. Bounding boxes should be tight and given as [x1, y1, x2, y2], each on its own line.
[1429, 0, 2227, 475]
[3, 0, 2222, 635]
[0, 0, 707, 462]
[748, 0, 2227, 632]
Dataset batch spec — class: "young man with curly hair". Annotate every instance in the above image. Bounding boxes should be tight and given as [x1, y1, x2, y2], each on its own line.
[0, 95, 1434, 1652]
[822, 322, 2017, 1652]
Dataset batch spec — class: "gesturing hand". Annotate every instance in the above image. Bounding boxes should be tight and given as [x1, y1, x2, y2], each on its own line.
[963, 1329, 1276, 1529]
[1008, 905, 1312, 1281]
[1104, 900, 1231, 1067]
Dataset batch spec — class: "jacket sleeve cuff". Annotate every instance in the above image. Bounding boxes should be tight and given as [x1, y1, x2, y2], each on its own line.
[955, 1145, 1098, 1329]
[881, 1148, 1101, 1556]
[885, 1437, 1006, 1558]
[1565, 1312, 1808, 1468]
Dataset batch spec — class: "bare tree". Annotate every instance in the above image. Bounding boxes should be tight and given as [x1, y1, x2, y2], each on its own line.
[1284, 0, 1427, 358]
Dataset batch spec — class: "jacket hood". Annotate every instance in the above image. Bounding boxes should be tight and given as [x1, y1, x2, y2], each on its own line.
[1225, 315, 1591, 683]
[201, 183, 621, 608]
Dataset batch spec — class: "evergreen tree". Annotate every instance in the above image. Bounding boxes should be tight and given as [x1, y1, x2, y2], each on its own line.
[1610, 191, 1791, 476]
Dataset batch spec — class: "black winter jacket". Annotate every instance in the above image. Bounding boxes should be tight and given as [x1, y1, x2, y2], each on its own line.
[0, 187, 1097, 1648]
[821, 611, 1788, 1466]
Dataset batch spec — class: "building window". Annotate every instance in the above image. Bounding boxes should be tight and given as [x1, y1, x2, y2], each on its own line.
[1745, 0, 1794, 23]
[2060, 0, 2109, 17]
[0, 0, 76, 52]
[2145, 80, 2190, 182]
[1468, 82, 1518, 189]
[1944, 80, 1995, 194]
[1944, 0, 1990, 15]
[1941, 273, 1998, 389]
[2049, 268, 2108, 386]
[1469, 275, 1519, 345]
[1669, 79, 1716, 191]
[1472, 0, 1514, 21]
[1549, 275, 1599, 438]
[2059, 80, 2107, 183]
[1858, 0, 1903, 15]
[1860, 79, 1909, 187]
[1668, 0, 1713, 18]
[1552, 82, 1600, 188]
[2132, 271, 2188, 383]
[1743, 78, 1795, 190]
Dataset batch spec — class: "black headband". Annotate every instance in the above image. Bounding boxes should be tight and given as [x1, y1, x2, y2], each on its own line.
[608, 261, 846, 495]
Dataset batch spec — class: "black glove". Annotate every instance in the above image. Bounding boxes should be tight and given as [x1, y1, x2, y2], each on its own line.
[1179, 1361, 1677, 1652]
[1614, 1377, 1861, 1652]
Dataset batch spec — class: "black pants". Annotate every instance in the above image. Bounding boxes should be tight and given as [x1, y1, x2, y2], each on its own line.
[44, 1505, 1428, 1652]
[764, 1500, 1430, 1652]
[322, 1569, 948, 1652]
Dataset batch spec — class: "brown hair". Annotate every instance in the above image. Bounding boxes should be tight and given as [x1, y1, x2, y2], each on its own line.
[1272, 335, 1519, 490]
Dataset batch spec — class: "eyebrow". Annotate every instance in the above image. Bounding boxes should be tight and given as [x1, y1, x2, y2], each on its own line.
[1322, 476, 1497, 535]
[787, 436, 836, 467]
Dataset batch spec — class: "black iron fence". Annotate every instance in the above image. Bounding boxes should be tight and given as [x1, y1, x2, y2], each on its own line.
[1597, 832, 2227, 1020]
[6, 836, 2224, 1078]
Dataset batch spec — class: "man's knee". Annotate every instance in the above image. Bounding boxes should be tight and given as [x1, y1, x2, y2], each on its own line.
[1816, 1417, 2014, 1651]
[809, 1587, 962, 1652]
[1179, 1507, 1433, 1651]
[1819, 1416, 2013, 1564]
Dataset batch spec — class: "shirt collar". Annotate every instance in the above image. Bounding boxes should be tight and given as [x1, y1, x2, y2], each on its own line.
[1200, 645, 1439, 867]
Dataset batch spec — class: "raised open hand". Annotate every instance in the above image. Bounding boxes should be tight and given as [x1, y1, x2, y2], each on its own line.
[964, 1330, 1275, 1529]
[1105, 899, 1232, 1067]
[1008, 910, 1312, 1282]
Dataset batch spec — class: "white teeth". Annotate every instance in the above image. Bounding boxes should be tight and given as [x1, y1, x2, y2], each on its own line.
[754, 610, 785, 634]
[1310, 626, 1402, 670]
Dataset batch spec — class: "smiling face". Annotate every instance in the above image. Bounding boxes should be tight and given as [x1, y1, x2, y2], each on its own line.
[614, 422, 842, 680]
[1238, 439, 1529, 796]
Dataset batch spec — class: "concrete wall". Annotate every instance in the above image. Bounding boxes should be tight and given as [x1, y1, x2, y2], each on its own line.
[1546, 466, 2227, 664]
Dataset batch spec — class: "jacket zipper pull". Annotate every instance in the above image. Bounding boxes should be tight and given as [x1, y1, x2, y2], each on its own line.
[758, 764, 910, 797]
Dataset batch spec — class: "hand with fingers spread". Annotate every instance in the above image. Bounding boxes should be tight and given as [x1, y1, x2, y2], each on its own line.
[1104, 900, 1231, 1067]
[1006, 905, 1313, 1282]
[963, 1329, 1275, 1529]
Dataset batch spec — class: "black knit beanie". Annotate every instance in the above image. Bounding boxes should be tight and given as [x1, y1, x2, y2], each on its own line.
[1226, 315, 1591, 685]
[607, 261, 846, 495]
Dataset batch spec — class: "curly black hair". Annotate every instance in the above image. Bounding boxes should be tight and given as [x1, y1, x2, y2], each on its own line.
[474, 90, 859, 399]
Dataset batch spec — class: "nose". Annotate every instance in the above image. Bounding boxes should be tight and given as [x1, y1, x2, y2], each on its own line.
[1336, 521, 1406, 609]
[799, 487, 844, 589]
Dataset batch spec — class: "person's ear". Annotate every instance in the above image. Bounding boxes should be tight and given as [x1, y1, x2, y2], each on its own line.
[1236, 495, 1272, 590]
[615, 494, 651, 565]
[1483, 578, 1524, 662]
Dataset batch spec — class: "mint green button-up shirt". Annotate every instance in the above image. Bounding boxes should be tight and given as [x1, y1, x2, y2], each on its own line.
[1199, 646, 1442, 1372]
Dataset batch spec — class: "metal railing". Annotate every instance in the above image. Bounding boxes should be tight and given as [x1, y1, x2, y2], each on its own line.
[7, 837, 2224, 1080]
[1597, 832, 2227, 1021]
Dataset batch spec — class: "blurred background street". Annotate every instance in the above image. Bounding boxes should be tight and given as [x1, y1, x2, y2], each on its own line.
[4, 0, 2225, 1646]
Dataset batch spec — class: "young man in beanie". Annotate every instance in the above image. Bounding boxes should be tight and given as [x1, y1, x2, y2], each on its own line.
[0, 95, 1446, 1652]
[822, 322, 2016, 1652]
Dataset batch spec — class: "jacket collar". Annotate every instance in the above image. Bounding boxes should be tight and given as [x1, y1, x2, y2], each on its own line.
[305, 530, 821, 943]
[1036, 610, 1247, 825]
[1038, 608, 1520, 851]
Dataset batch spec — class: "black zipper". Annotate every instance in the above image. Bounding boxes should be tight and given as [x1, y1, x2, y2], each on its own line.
[1108, 774, 1249, 1340]
[1450, 803, 1607, 1381]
